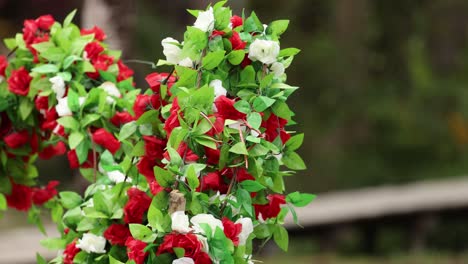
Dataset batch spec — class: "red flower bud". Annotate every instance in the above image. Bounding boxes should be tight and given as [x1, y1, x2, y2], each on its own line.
[7, 67, 32, 96]
[111, 111, 135, 127]
[125, 238, 148, 264]
[80, 26, 107, 41]
[104, 224, 131, 246]
[0, 55, 8, 77]
[32, 180, 59, 206]
[231, 15, 243, 28]
[35, 15, 55, 30]
[117, 60, 134, 82]
[123, 188, 151, 224]
[92, 128, 120, 154]
[39, 141, 67, 160]
[6, 181, 33, 211]
[4, 130, 29, 149]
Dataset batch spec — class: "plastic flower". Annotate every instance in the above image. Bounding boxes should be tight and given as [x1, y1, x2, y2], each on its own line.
[173, 258, 195, 264]
[7, 67, 32, 96]
[248, 39, 280, 65]
[91, 128, 121, 155]
[76, 233, 107, 254]
[171, 211, 191, 234]
[235, 218, 254, 245]
[209, 79, 227, 100]
[49, 75, 66, 99]
[270, 62, 285, 77]
[194, 7, 215, 32]
[190, 214, 224, 236]
[5, 182, 33, 211]
[162, 37, 183, 64]
[126, 238, 148, 264]
[104, 224, 131, 246]
[123, 188, 152, 224]
[4, 130, 29, 149]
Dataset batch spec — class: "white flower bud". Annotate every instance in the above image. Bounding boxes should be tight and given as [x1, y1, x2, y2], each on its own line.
[55, 96, 85, 116]
[248, 39, 280, 65]
[49, 75, 66, 100]
[178, 57, 194, 68]
[173, 258, 195, 264]
[76, 233, 106, 254]
[190, 214, 223, 236]
[108, 170, 130, 183]
[171, 211, 191, 234]
[235, 218, 254, 245]
[194, 7, 215, 32]
[162, 37, 183, 65]
[209, 79, 227, 100]
[270, 62, 285, 77]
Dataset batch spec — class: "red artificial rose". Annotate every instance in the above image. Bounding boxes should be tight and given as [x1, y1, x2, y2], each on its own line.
[0, 55, 8, 76]
[133, 94, 161, 118]
[35, 15, 55, 30]
[104, 224, 131, 246]
[126, 238, 148, 264]
[157, 233, 203, 259]
[204, 146, 220, 165]
[222, 217, 242, 246]
[235, 168, 255, 182]
[23, 19, 38, 45]
[231, 15, 243, 28]
[111, 111, 135, 127]
[84, 42, 104, 62]
[194, 252, 212, 264]
[123, 188, 152, 224]
[40, 108, 59, 131]
[0, 112, 12, 138]
[8, 67, 32, 96]
[136, 156, 157, 181]
[29, 132, 39, 154]
[80, 26, 107, 41]
[35, 96, 49, 112]
[145, 72, 176, 94]
[240, 56, 252, 68]
[63, 240, 80, 264]
[87, 54, 114, 79]
[261, 113, 290, 144]
[214, 95, 246, 121]
[206, 115, 224, 136]
[39, 141, 67, 160]
[117, 60, 134, 82]
[164, 98, 181, 137]
[254, 194, 286, 220]
[143, 135, 166, 160]
[4, 130, 29, 149]
[199, 172, 221, 192]
[211, 30, 225, 38]
[32, 180, 59, 205]
[229, 31, 247, 50]
[92, 128, 120, 154]
[6, 181, 33, 211]
[67, 149, 95, 169]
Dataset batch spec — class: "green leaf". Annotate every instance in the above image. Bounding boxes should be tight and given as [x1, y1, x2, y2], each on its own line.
[0, 193, 6, 211]
[267, 20, 290, 36]
[214, 6, 231, 30]
[247, 112, 262, 130]
[64, 9, 77, 27]
[63, 55, 82, 69]
[273, 225, 289, 252]
[285, 134, 304, 151]
[81, 114, 101, 127]
[40, 238, 66, 250]
[40, 47, 66, 62]
[129, 224, 157, 243]
[148, 201, 165, 232]
[282, 151, 306, 170]
[59, 191, 82, 209]
[31, 64, 59, 73]
[227, 50, 245, 65]
[154, 166, 174, 188]
[119, 121, 137, 141]
[19, 97, 34, 120]
[57, 116, 80, 130]
[202, 50, 226, 70]
[109, 255, 125, 264]
[69, 132, 84, 149]
[244, 11, 263, 33]
[253, 96, 276, 112]
[36, 253, 47, 264]
[279, 48, 301, 57]
[4, 38, 17, 50]
[234, 100, 251, 114]
[67, 89, 80, 112]
[286, 191, 316, 207]
[229, 142, 248, 155]
[271, 101, 292, 120]
[240, 180, 265, 192]
[186, 164, 200, 190]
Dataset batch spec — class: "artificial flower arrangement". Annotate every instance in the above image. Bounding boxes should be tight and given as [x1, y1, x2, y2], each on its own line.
[0, 1, 314, 264]
[0, 10, 136, 227]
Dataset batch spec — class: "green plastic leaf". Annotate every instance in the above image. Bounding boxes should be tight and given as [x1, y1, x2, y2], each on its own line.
[282, 151, 306, 170]
[267, 20, 290, 36]
[247, 112, 262, 130]
[186, 164, 200, 190]
[285, 133, 304, 151]
[286, 191, 316, 207]
[67, 89, 80, 112]
[229, 142, 249, 155]
[227, 50, 245, 65]
[272, 101, 292, 120]
[119, 121, 137, 141]
[273, 225, 289, 251]
[19, 97, 34, 120]
[36, 253, 47, 264]
[154, 166, 174, 188]
[40, 238, 66, 250]
[59, 191, 82, 209]
[32, 64, 59, 73]
[63, 55, 82, 69]
[253, 96, 276, 112]
[129, 224, 157, 243]
[234, 100, 251, 114]
[64, 9, 77, 27]
[279, 48, 301, 57]
[69, 132, 84, 149]
[0, 193, 6, 211]
[57, 116, 80, 130]
[240, 180, 266, 192]
[202, 50, 226, 70]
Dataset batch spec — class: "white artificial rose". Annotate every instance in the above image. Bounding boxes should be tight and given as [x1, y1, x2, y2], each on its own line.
[209, 79, 227, 100]
[100, 81, 121, 103]
[55, 97, 72, 116]
[76, 233, 106, 254]
[235, 218, 254, 245]
[248, 39, 280, 65]
[190, 214, 223, 235]
[194, 7, 215, 32]
[173, 257, 195, 264]
[171, 211, 191, 234]
[108, 170, 129, 183]
[55, 97, 86, 116]
[196, 234, 210, 253]
[49, 75, 66, 100]
[178, 57, 194, 68]
[270, 62, 285, 77]
[162, 37, 182, 64]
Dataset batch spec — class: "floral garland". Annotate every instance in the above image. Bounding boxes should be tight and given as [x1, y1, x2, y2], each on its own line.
[38, 2, 315, 264]
[0, 1, 314, 264]
[0, 10, 136, 224]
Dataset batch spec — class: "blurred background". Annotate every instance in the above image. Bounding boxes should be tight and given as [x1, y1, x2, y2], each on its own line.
[2, 0, 468, 263]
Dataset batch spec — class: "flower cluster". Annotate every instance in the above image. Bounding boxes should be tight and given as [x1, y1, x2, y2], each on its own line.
[44, 2, 315, 264]
[0, 11, 135, 221]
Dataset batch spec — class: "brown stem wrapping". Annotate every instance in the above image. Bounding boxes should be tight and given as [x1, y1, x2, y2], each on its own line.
[168, 190, 186, 215]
